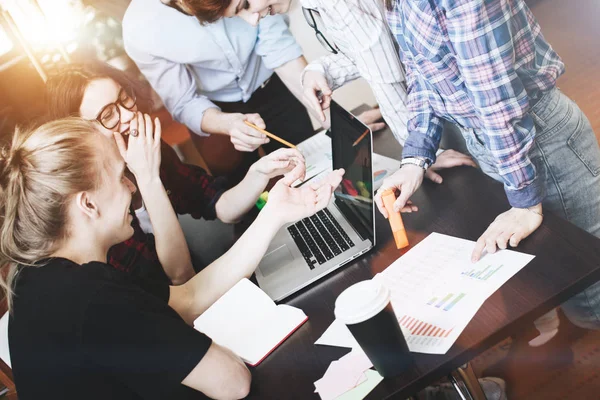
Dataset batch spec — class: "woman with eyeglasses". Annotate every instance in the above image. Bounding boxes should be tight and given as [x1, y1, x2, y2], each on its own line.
[46, 62, 307, 286]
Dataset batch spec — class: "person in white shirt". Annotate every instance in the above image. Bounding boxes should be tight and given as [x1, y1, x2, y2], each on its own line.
[122, 0, 314, 164]
[300, 0, 408, 141]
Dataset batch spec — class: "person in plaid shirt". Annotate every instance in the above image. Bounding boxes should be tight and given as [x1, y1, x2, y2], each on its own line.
[46, 62, 306, 286]
[373, 0, 600, 331]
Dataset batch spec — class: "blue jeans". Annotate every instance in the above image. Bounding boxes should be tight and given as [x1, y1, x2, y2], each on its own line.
[462, 88, 600, 330]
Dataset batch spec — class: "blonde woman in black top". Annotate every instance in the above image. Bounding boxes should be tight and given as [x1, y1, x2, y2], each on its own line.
[0, 116, 343, 399]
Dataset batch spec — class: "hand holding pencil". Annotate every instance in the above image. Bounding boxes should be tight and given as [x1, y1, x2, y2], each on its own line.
[243, 121, 297, 149]
[226, 113, 270, 152]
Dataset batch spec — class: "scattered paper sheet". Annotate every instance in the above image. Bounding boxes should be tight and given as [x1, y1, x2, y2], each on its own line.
[334, 369, 383, 400]
[315, 319, 410, 351]
[315, 319, 361, 351]
[295, 131, 332, 187]
[314, 350, 373, 400]
[316, 233, 534, 355]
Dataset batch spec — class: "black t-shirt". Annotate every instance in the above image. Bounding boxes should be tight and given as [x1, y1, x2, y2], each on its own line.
[8, 257, 211, 400]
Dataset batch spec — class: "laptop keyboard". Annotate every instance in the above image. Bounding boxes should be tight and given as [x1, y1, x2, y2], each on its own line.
[287, 209, 355, 270]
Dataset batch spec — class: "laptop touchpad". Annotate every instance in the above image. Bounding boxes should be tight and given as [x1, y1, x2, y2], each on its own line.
[259, 245, 294, 277]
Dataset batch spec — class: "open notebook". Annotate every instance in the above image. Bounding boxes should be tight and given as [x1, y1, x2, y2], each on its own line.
[193, 279, 308, 367]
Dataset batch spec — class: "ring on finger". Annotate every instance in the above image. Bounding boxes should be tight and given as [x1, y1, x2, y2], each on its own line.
[130, 128, 139, 137]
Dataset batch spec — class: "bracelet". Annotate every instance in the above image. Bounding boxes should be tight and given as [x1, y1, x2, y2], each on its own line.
[527, 207, 544, 217]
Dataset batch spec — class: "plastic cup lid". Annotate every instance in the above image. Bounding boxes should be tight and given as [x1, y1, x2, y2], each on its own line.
[334, 280, 390, 325]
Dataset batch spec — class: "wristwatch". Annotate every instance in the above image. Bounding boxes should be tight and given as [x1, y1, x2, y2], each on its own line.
[401, 157, 432, 171]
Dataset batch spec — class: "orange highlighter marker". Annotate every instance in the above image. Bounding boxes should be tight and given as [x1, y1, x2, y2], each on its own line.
[381, 189, 409, 249]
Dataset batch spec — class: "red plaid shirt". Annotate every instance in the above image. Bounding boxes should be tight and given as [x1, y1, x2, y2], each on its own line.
[107, 141, 227, 283]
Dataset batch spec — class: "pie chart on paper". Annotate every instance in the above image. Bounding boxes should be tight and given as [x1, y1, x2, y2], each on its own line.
[374, 169, 388, 182]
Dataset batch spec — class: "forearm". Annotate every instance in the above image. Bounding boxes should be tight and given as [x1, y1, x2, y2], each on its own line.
[306, 55, 361, 91]
[401, 65, 443, 161]
[173, 207, 282, 323]
[199, 108, 232, 136]
[402, 112, 443, 162]
[215, 167, 268, 224]
[137, 177, 194, 285]
[275, 56, 326, 125]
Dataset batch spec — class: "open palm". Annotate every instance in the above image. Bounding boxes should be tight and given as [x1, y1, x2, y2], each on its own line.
[253, 148, 306, 180]
[267, 169, 345, 224]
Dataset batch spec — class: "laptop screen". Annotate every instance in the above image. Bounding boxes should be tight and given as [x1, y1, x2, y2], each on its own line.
[330, 101, 374, 243]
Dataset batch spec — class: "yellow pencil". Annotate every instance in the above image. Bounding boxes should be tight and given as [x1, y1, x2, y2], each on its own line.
[243, 121, 297, 149]
[352, 128, 370, 147]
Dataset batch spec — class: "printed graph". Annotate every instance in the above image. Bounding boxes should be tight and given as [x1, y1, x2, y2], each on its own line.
[373, 170, 388, 182]
[426, 292, 466, 311]
[399, 315, 453, 338]
[462, 264, 503, 281]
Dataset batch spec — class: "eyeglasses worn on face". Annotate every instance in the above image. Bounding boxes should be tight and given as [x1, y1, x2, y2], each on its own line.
[95, 88, 137, 130]
[302, 8, 338, 55]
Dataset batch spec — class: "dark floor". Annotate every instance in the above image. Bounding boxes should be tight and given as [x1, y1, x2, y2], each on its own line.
[470, 2, 600, 398]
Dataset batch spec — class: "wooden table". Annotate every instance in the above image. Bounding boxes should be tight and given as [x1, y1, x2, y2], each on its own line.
[246, 115, 600, 399]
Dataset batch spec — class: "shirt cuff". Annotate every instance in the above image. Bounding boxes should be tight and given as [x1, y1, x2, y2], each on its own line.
[504, 177, 546, 208]
[178, 99, 221, 137]
[402, 145, 438, 164]
[203, 177, 229, 221]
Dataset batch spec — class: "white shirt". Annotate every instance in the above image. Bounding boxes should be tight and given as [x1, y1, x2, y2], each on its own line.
[301, 0, 410, 144]
[122, 0, 303, 136]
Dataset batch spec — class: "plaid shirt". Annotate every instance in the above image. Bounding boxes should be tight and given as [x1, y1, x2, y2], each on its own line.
[107, 141, 227, 282]
[386, 0, 565, 207]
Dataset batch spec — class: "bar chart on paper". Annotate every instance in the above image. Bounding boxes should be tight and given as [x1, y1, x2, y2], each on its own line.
[462, 264, 504, 281]
[317, 234, 535, 355]
[398, 315, 452, 342]
[374, 233, 535, 354]
[427, 293, 467, 311]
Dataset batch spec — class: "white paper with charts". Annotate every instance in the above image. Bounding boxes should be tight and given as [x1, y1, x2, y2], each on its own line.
[316, 233, 535, 354]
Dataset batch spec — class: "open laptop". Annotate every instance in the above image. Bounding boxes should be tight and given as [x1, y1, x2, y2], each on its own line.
[255, 101, 376, 301]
